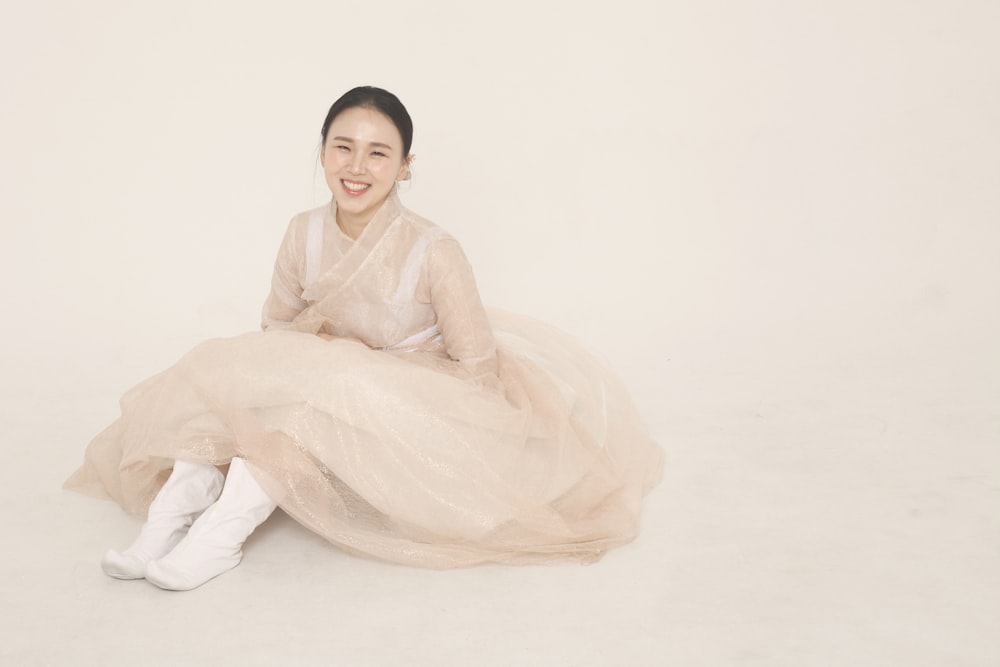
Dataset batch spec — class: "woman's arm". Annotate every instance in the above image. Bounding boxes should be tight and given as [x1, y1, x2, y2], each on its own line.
[424, 238, 499, 383]
[261, 217, 307, 331]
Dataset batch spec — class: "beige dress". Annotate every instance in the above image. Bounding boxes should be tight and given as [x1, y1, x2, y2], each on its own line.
[65, 192, 664, 568]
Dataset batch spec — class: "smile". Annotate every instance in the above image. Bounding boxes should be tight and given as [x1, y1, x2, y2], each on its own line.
[342, 180, 371, 195]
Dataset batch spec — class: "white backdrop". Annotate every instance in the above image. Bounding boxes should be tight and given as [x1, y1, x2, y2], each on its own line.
[3, 1, 998, 423]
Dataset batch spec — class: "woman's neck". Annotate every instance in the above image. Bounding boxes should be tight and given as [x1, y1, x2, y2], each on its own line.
[335, 210, 371, 241]
[333, 190, 398, 241]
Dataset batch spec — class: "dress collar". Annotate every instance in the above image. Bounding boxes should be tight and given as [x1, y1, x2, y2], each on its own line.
[329, 190, 403, 244]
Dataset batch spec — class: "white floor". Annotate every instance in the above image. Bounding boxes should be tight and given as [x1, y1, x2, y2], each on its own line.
[2, 348, 996, 666]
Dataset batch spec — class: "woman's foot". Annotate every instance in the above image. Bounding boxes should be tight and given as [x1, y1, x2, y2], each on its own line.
[145, 458, 276, 591]
[101, 460, 225, 579]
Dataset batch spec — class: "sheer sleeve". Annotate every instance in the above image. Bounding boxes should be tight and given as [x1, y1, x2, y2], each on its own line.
[425, 238, 499, 383]
[261, 216, 307, 331]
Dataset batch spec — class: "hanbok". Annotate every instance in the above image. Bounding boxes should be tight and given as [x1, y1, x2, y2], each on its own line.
[65, 193, 664, 568]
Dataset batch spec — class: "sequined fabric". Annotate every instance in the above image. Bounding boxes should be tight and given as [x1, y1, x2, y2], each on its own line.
[65, 193, 664, 567]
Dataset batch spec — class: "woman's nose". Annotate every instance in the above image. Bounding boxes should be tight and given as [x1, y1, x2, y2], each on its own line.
[349, 153, 366, 174]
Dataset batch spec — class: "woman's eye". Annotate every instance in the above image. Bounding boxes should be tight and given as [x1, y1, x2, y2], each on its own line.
[336, 145, 349, 152]
[372, 151, 386, 157]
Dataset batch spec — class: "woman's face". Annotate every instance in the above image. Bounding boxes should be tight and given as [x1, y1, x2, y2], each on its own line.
[321, 106, 410, 229]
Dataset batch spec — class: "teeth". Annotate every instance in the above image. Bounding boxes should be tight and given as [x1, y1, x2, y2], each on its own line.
[343, 181, 370, 192]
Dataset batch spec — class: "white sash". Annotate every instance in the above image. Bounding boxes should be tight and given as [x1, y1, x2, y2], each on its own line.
[305, 209, 324, 288]
[386, 324, 442, 350]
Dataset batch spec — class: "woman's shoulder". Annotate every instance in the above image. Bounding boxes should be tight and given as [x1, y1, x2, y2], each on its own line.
[275, 203, 330, 250]
[396, 207, 477, 276]
[397, 204, 455, 245]
[287, 202, 330, 228]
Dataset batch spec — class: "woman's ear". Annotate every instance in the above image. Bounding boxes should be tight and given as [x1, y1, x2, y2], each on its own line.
[398, 154, 415, 181]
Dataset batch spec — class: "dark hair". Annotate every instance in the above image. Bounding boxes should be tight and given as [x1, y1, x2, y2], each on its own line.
[320, 86, 414, 156]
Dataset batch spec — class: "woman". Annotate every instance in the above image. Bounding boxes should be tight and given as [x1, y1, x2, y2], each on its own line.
[65, 86, 664, 591]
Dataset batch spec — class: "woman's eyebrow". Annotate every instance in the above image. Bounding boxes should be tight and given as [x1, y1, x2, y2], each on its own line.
[331, 136, 394, 150]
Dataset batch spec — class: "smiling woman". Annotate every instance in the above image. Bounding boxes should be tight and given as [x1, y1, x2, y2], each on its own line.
[64, 86, 664, 591]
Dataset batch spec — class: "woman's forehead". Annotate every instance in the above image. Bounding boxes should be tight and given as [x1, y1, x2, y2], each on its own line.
[327, 107, 401, 146]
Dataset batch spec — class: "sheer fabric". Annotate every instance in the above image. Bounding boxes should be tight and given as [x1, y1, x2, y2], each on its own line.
[65, 193, 664, 567]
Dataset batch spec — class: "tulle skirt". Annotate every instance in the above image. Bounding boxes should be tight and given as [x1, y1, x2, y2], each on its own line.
[65, 311, 664, 568]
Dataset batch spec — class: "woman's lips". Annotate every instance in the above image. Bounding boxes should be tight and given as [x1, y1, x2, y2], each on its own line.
[341, 180, 371, 196]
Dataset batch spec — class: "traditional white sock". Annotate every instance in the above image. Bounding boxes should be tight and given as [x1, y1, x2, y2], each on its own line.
[145, 458, 277, 591]
[101, 460, 224, 580]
